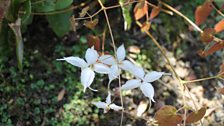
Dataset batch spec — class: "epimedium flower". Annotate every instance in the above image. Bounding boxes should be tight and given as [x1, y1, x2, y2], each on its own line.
[92, 92, 123, 113]
[98, 45, 135, 83]
[121, 65, 164, 102]
[57, 47, 110, 92]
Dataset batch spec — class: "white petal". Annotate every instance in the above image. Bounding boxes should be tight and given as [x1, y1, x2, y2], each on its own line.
[93, 63, 110, 74]
[98, 55, 116, 65]
[140, 83, 155, 102]
[144, 71, 164, 83]
[108, 64, 120, 83]
[85, 47, 99, 65]
[81, 68, 95, 92]
[92, 101, 108, 109]
[116, 44, 126, 62]
[57, 56, 87, 68]
[131, 66, 145, 79]
[119, 60, 134, 72]
[121, 79, 141, 90]
[106, 92, 111, 104]
[109, 104, 123, 111]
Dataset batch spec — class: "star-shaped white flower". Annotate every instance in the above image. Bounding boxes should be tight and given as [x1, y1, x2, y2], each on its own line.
[92, 92, 123, 113]
[98, 45, 134, 83]
[57, 47, 110, 92]
[121, 65, 164, 102]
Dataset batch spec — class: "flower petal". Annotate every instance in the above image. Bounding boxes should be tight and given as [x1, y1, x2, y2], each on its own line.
[93, 63, 110, 74]
[85, 47, 99, 65]
[121, 79, 141, 90]
[106, 92, 111, 104]
[81, 68, 95, 92]
[140, 83, 155, 102]
[144, 71, 164, 83]
[116, 44, 126, 62]
[119, 60, 134, 72]
[92, 101, 108, 109]
[98, 55, 116, 65]
[57, 56, 87, 68]
[109, 104, 123, 111]
[108, 64, 120, 83]
[131, 65, 145, 79]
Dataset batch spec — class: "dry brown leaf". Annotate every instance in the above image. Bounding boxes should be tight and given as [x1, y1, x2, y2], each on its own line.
[84, 18, 98, 30]
[186, 107, 206, 124]
[141, 22, 151, 32]
[200, 28, 215, 43]
[195, 1, 213, 25]
[134, 2, 148, 20]
[57, 88, 65, 101]
[149, 6, 161, 20]
[87, 35, 101, 51]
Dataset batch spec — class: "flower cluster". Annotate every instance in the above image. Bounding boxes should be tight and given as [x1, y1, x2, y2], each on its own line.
[57, 45, 164, 113]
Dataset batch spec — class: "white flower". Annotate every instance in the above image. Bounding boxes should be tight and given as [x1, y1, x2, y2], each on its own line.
[99, 45, 135, 83]
[92, 92, 123, 113]
[57, 47, 110, 92]
[121, 65, 164, 102]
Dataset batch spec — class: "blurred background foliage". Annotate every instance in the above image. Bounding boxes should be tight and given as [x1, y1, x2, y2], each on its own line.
[0, 0, 223, 126]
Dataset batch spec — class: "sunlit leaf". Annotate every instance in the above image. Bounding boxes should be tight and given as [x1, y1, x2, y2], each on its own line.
[214, 20, 224, 33]
[57, 88, 65, 101]
[200, 28, 215, 43]
[199, 41, 224, 57]
[87, 35, 101, 51]
[149, 6, 160, 20]
[186, 107, 206, 124]
[195, 1, 213, 25]
[9, 18, 23, 71]
[134, 2, 148, 20]
[119, 0, 132, 30]
[84, 18, 98, 30]
[155, 105, 183, 126]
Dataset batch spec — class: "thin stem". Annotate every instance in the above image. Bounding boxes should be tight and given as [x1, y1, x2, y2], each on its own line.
[182, 75, 218, 84]
[97, 0, 124, 125]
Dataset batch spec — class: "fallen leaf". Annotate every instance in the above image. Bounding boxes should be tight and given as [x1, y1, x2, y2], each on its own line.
[186, 107, 206, 124]
[214, 20, 224, 33]
[154, 105, 183, 126]
[57, 88, 65, 101]
[87, 35, 101, 51]
[134, 2, 148, 20]
[195, 1, 213, 25]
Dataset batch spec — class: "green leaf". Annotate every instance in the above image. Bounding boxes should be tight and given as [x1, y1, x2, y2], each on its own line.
[55, 0, 73, 10]
[9, 18, 23, 71]
[47, 11, 72, 37]
[119, 0, 132, 30]
[32, 0, 55, 12]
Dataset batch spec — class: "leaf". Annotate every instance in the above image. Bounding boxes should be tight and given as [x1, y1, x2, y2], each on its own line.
[47, 11, 72, 37]
[186, 107, 206, 124]
[217, 87, 224, 95]
[84, 18, 98, 30]
[79, 6, 89, 18]
[200, 28, 215, 43]
[20, 0, 31, 24]
[134, 2, 148, 20]
[141, 22, 151, 32]
[119, 0, 132, 30]
[57, 88, 65, 101]
[154, 105, 183, 126]
[218, 63, 224, 77]
[195, 1, 213, 25]
[9, 18, 23, 71]
[55, 0, 73, 10]
[149, 6, 161, 20]
[214, 20, 224, 33]
[199, 41, 224, 57]
[87, 35, 101, 51]
[32, 0, 55, 12]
